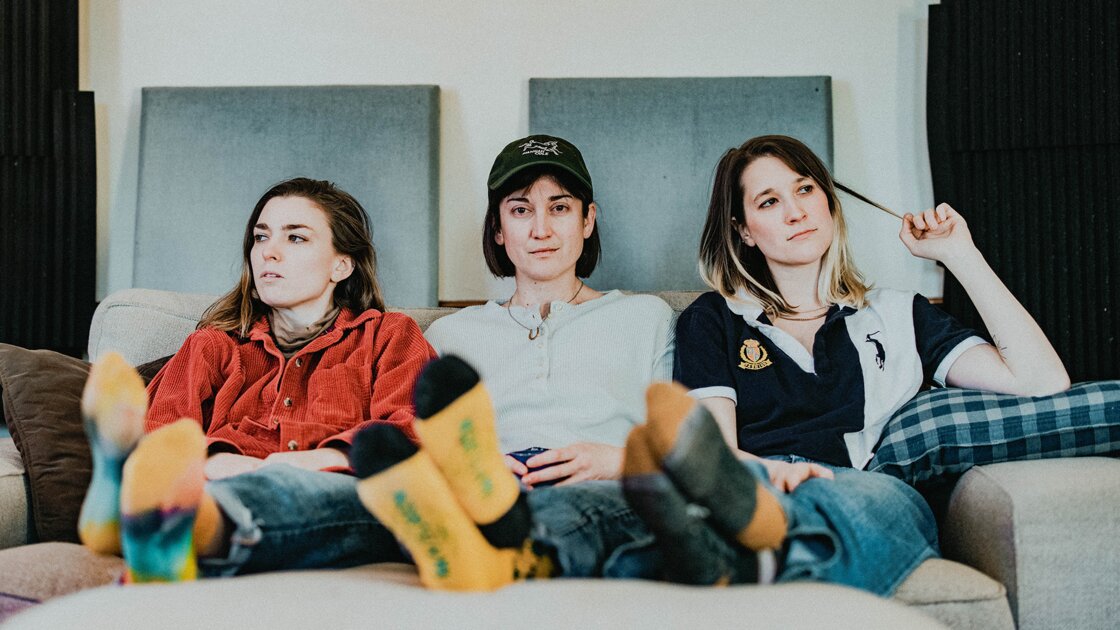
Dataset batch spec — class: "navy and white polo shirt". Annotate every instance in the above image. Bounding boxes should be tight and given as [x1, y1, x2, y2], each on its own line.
[674, 289, 987, 469]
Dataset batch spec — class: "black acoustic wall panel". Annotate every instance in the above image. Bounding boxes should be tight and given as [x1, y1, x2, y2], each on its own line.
[927, 0, 1120, 381]
[0, 0, 95, 357]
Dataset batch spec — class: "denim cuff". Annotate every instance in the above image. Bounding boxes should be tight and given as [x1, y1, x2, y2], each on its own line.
[197, 480, 263, 577]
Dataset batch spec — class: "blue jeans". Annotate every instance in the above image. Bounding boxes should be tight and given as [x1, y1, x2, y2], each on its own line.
[526, 462, 938, 597]
[201, 464, 405, 576]
[762, 457, 939, 596]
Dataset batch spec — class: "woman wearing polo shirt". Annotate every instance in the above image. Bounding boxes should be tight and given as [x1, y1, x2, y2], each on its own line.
[79, 177, 436, 581]
[642, 134, 1113, 590]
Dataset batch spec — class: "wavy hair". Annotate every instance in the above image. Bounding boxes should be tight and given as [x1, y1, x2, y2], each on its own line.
[198, 178, 385, 336]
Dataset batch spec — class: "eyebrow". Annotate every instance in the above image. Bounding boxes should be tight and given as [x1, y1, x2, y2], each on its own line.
[254, 223, 314, 231]
[751, 177, 812, 203]
[504, 194, 574, 203]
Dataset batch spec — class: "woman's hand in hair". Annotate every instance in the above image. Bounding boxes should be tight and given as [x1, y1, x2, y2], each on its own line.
[205, 453, 265, 480]
[899, 203, 977, 264]
[520, 442, 622, 488]
[757, 458, 833, 493]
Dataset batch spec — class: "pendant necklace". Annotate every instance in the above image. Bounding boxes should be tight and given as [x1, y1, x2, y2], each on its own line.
[506, 281, 585, 340]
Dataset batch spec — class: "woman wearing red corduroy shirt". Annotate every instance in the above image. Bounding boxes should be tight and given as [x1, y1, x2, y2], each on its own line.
[132, 177, 435, 578]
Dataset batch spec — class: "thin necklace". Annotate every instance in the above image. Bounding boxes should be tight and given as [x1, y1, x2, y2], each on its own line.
[506, 281, 585, 340]
[775, 305, 831, 322]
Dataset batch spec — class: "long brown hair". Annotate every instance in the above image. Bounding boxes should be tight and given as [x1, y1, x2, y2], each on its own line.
[198, 178, 386, 336]
[698, 135, 870, 316]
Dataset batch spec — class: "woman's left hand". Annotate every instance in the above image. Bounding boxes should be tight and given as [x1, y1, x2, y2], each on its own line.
[521, 442, 622, 488]
[264, 447, 349, 472]
[899, 203, 977, 264]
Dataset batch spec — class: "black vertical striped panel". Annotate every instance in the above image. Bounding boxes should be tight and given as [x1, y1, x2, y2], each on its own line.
[929, 0, 1120, 381]
[0, 0, 93, 357]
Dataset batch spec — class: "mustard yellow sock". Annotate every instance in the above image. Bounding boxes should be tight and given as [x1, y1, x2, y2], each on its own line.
[351, 423, 553, 591]
[79, 353, 148, 555]
[120, 419, 206, 583]
[412, 356, 527, 547]
[644, 382, 787, 551]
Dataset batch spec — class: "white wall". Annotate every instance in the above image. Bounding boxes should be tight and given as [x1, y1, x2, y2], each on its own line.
[83, 0, 943, 303]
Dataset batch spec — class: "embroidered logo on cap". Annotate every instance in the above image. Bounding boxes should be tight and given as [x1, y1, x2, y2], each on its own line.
[738, 338, 772, 370]
[519, 139, 561, 156]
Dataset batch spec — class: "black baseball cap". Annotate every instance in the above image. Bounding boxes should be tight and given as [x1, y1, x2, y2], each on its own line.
[487, 135, 593, 195]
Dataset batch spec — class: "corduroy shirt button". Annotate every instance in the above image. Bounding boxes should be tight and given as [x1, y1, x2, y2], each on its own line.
[287, 440, 298, 451]
[295, 358, 303, 368]
[283, 397, 293, 408]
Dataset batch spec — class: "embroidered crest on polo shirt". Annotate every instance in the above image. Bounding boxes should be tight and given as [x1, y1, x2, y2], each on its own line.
[738, 338, 772, 370]
[519, 140, 561, 156]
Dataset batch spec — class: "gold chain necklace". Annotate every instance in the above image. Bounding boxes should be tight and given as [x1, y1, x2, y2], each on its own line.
[775, 305, 831, 322]
[506, 281, 585, 340]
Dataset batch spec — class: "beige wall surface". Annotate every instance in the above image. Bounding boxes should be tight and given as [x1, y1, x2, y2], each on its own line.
[82, 0, 944, 303]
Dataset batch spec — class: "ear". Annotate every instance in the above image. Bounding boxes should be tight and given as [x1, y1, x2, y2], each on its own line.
[582, 202, 598, 239]
[331, 255, 354, 283]
[494, 229, 505, 246]
[734, 219, 755, 247]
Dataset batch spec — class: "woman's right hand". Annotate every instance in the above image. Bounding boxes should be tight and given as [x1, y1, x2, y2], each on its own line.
[504, 455, 529, 477]
[757, 458, 833, 492]
[205, 452, 264, 480]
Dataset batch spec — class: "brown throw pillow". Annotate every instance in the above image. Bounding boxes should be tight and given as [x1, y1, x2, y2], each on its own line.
[0, 346, 173, 544]
[0, 344, 91, 543]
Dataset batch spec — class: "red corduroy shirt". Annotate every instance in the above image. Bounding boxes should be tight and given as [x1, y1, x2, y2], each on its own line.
[145, 308, 436, 458]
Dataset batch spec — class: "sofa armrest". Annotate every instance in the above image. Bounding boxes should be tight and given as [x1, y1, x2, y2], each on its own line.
[941, 457, 1120, 630]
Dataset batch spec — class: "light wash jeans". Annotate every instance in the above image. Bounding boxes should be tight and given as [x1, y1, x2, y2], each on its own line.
[201, 465, 405, 577]
[529, 460, 938, 597]
[202, 461, 937, 597]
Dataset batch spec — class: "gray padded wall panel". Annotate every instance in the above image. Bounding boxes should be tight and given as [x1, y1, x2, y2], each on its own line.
[135, 85, 439, 307]
[530, 77, 831, 292]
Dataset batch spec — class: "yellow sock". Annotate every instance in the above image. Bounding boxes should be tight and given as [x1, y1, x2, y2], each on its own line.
[78, 353, 148, 555]
[355, 449, 518, 591]
[120, 419, 206, 582]
[413, 382, 520, 526]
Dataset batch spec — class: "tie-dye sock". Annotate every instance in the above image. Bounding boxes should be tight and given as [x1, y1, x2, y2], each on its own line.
[119, 419, 207, 582]
[78, 353, 148, 555]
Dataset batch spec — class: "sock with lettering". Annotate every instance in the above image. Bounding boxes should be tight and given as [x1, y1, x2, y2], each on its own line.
[351, 424, 551, 591]
[411, 355, 530, 548]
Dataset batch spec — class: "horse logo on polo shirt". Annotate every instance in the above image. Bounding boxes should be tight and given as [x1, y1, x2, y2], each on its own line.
[739, 338, 772, 370]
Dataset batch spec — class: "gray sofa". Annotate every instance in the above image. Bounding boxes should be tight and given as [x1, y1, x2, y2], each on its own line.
[2, 288, 1118, 629]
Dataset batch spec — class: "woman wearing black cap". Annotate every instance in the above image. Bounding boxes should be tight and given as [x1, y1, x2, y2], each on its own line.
[347, 136, 941, 596]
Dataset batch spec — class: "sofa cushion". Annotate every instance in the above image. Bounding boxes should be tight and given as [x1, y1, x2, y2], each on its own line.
[0, 542, 123, 620]
[0, 345, 91, 543]
[6, 561, 945, 629]
[893, 558, 1013, 629]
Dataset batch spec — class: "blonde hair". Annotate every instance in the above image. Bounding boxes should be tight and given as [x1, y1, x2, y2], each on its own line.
[698, 135, 870, 317]
[199, 178, 386, 337]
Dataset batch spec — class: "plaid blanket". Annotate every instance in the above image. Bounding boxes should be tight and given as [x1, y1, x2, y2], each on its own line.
[867, 381, 1120, 485]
